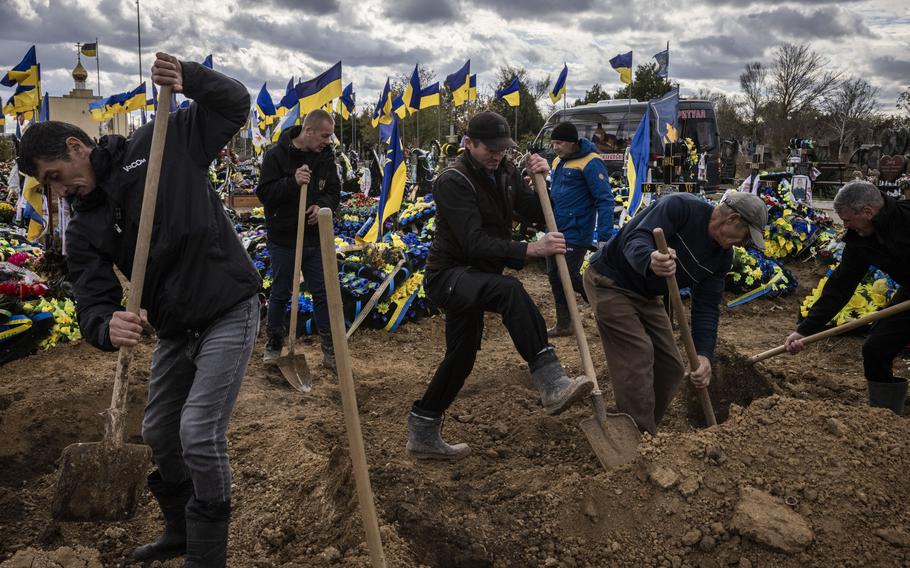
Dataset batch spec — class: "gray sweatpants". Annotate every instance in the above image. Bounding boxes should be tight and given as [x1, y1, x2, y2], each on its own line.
[141, 294, 259, 503]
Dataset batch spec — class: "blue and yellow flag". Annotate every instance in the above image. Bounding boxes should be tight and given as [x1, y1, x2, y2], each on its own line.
[372, 78, 392, 127]
[391, 94, 406, 120]
[37, 91, 49, 122]
[445, 60, 470, 106]
[202, 54, 213, 69]
[296, 61, 343, 115]
[468, 74, 477, 101]
[272, 102, 299, 142]
[88, 98, 109, 121]
[496, 77, 520, 107]
[610, 51, 633, 85]
[418, 82, 440, 109]
[654, 44, 669, 79]
[21, 175, 46, 242]
[124, 82, 147, 112]
[276, 77, 295, 117]
[403, 64, 421, 114]
[3, 86, 39, 115]
[650, 88, 679, 144]
[81, 42, 97, 57]
[360, 117, 406, 243]
[256, 83, 277, 125]
[549, 64, 567, 103]
[1, 46, 39, 88]
[625, 106, 650, 221]
[340, 82, 355, 120]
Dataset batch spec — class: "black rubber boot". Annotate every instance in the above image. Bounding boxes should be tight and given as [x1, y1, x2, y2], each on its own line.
[406, 404, 471, 461]
[547, 303, 573, 338]
[867, 377, 908, 415]
[529, 347, 593, 415]
[133, 471, 194, 563]
[262, 333, 284, 366]
[185, 497, 230, 568]
[320, 332, 337, 372]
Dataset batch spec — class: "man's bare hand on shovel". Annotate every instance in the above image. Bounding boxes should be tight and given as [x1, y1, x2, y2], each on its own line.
[151, 52, 183, 92]
[687, 355, 712, 388]
[109, 309, 151, 348]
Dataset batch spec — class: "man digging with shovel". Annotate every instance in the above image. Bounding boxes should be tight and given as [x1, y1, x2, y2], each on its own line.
[18, 53, 259, 566]
[583, 191, 767, 434]
[406, 111, 594, 461]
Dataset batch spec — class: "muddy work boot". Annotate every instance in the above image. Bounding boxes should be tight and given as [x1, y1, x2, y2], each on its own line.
[547, 303, 573, 338]
[262, 333, 284, 366]
[132, 471, 194, 563]
[320, 332, 337, 372]
[867, 377, 908, 415]
[406, 405, 471, 461]
[529, 347, 593, 415]
[185, 497, 230, 568]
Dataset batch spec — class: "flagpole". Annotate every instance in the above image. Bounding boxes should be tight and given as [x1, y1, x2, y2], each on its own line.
[339, 108, 344, 150]
[514, 104, 518, 143]
[627, 52, 633, 143]
[136, 0, 143, 86]
[416, 111, 420, 148]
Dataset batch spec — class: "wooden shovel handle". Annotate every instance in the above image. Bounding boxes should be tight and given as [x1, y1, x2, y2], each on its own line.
[287, 183, 310, 348]
[317, 208, 386, 568]
[749, 298, 910, 363]
[106, 86, 172, 447]
[530, 173, 607, 422]
[653, 228, 717, 426]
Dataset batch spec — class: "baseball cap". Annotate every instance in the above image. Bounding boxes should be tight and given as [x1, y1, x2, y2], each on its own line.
[466, 111, 516, 152]
[720, 190, 768, 250]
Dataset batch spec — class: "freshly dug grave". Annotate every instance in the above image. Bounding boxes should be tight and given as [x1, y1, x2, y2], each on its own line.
[1, 263, 907, 567]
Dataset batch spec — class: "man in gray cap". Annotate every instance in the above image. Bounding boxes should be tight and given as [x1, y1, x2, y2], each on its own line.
[583, 190, 767, 434]
[406, 111, 594, 461]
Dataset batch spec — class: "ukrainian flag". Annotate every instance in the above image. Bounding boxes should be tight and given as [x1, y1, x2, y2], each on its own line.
[359, 117, 406, 243]
[21, 176, 46, 242]
[418, 82, 440, 109]
[610, 51, 633, 85]
[445, 60, 470, 107]
[392, 94, 406, 120]
[276, 77, 295, 117]
[1, 46, 39, 88]
[468, 74, 477, 101]
[123, 83, 147, 112]
[340, 82, 355, 120]
[88, 98, 108, 121]
[256, 82, 277, 125]
[3, 86, 39, 115]
[549, 64, 567, 104]
[272, 102, 299, 142]
[372, 78, 392, 127]
[297, 61, 343, 115]
[402, 64, 421, 114]
[624, 106, 650, 221]
[37, 91, 49, 122]
[81, 42, 97, 57]
[496, 77, 520, 107]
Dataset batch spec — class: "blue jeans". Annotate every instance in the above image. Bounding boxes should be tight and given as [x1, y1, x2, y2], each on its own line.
[141, 294, 258, 503]
[266, 242, 330, 338]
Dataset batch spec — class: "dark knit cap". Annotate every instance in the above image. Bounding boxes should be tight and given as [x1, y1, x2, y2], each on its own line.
[551, 122, 579, 143]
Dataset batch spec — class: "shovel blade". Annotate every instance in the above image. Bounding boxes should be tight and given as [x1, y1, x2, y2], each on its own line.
[52, 441, 152, 522]
[580, 412, 642, 471]
[276, 349, 312, 393]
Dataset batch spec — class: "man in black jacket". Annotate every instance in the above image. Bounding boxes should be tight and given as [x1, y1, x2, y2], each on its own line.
[18, 53, 258, 567]
[584, 191, 767, 434]
[406, 111, 594, 461]
[256, 109, 340, 371]
[785, 181, 910, 415]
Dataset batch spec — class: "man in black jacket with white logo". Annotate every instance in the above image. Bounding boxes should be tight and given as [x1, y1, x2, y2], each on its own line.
[406, 111, 594, 461]
[19, 53, 258, 567]
[785, 181, 910, 415]
[256, 109, 340, 371]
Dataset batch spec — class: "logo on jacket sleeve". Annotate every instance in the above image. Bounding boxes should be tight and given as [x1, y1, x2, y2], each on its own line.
[123, 158, 147, 172]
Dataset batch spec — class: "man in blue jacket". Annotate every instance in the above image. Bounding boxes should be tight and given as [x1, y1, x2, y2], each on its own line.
[583, 191, 767, 434]
[547, 122, 615, 336]
[19, 53, 258, 567]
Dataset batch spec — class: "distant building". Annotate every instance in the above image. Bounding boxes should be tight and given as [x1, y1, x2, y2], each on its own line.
[47, 59, 129, 140]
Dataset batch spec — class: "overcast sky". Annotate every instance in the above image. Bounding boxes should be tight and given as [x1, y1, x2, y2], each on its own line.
[1, 0, 908, 119]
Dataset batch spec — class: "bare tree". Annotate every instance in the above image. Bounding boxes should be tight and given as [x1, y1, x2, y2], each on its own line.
[740, 62, 767, 137]
[897, 87, 910, 117]
[769, 43, 841, 124]
[823, 77, 879, 160]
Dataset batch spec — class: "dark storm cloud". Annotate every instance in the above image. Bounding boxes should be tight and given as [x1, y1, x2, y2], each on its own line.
[869, 56, 910, 83]
[744, 6, 871, 39]
[224, 13, 432, 67]
[466, 0, 597, 18]
[682, 34, 770, 60]
[672, 58, 750, 81]
[701, 0, 860, 5]
[257, 0, 340, 14]
[578, 11, 669, 34]
[386, 0, 460, 23]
